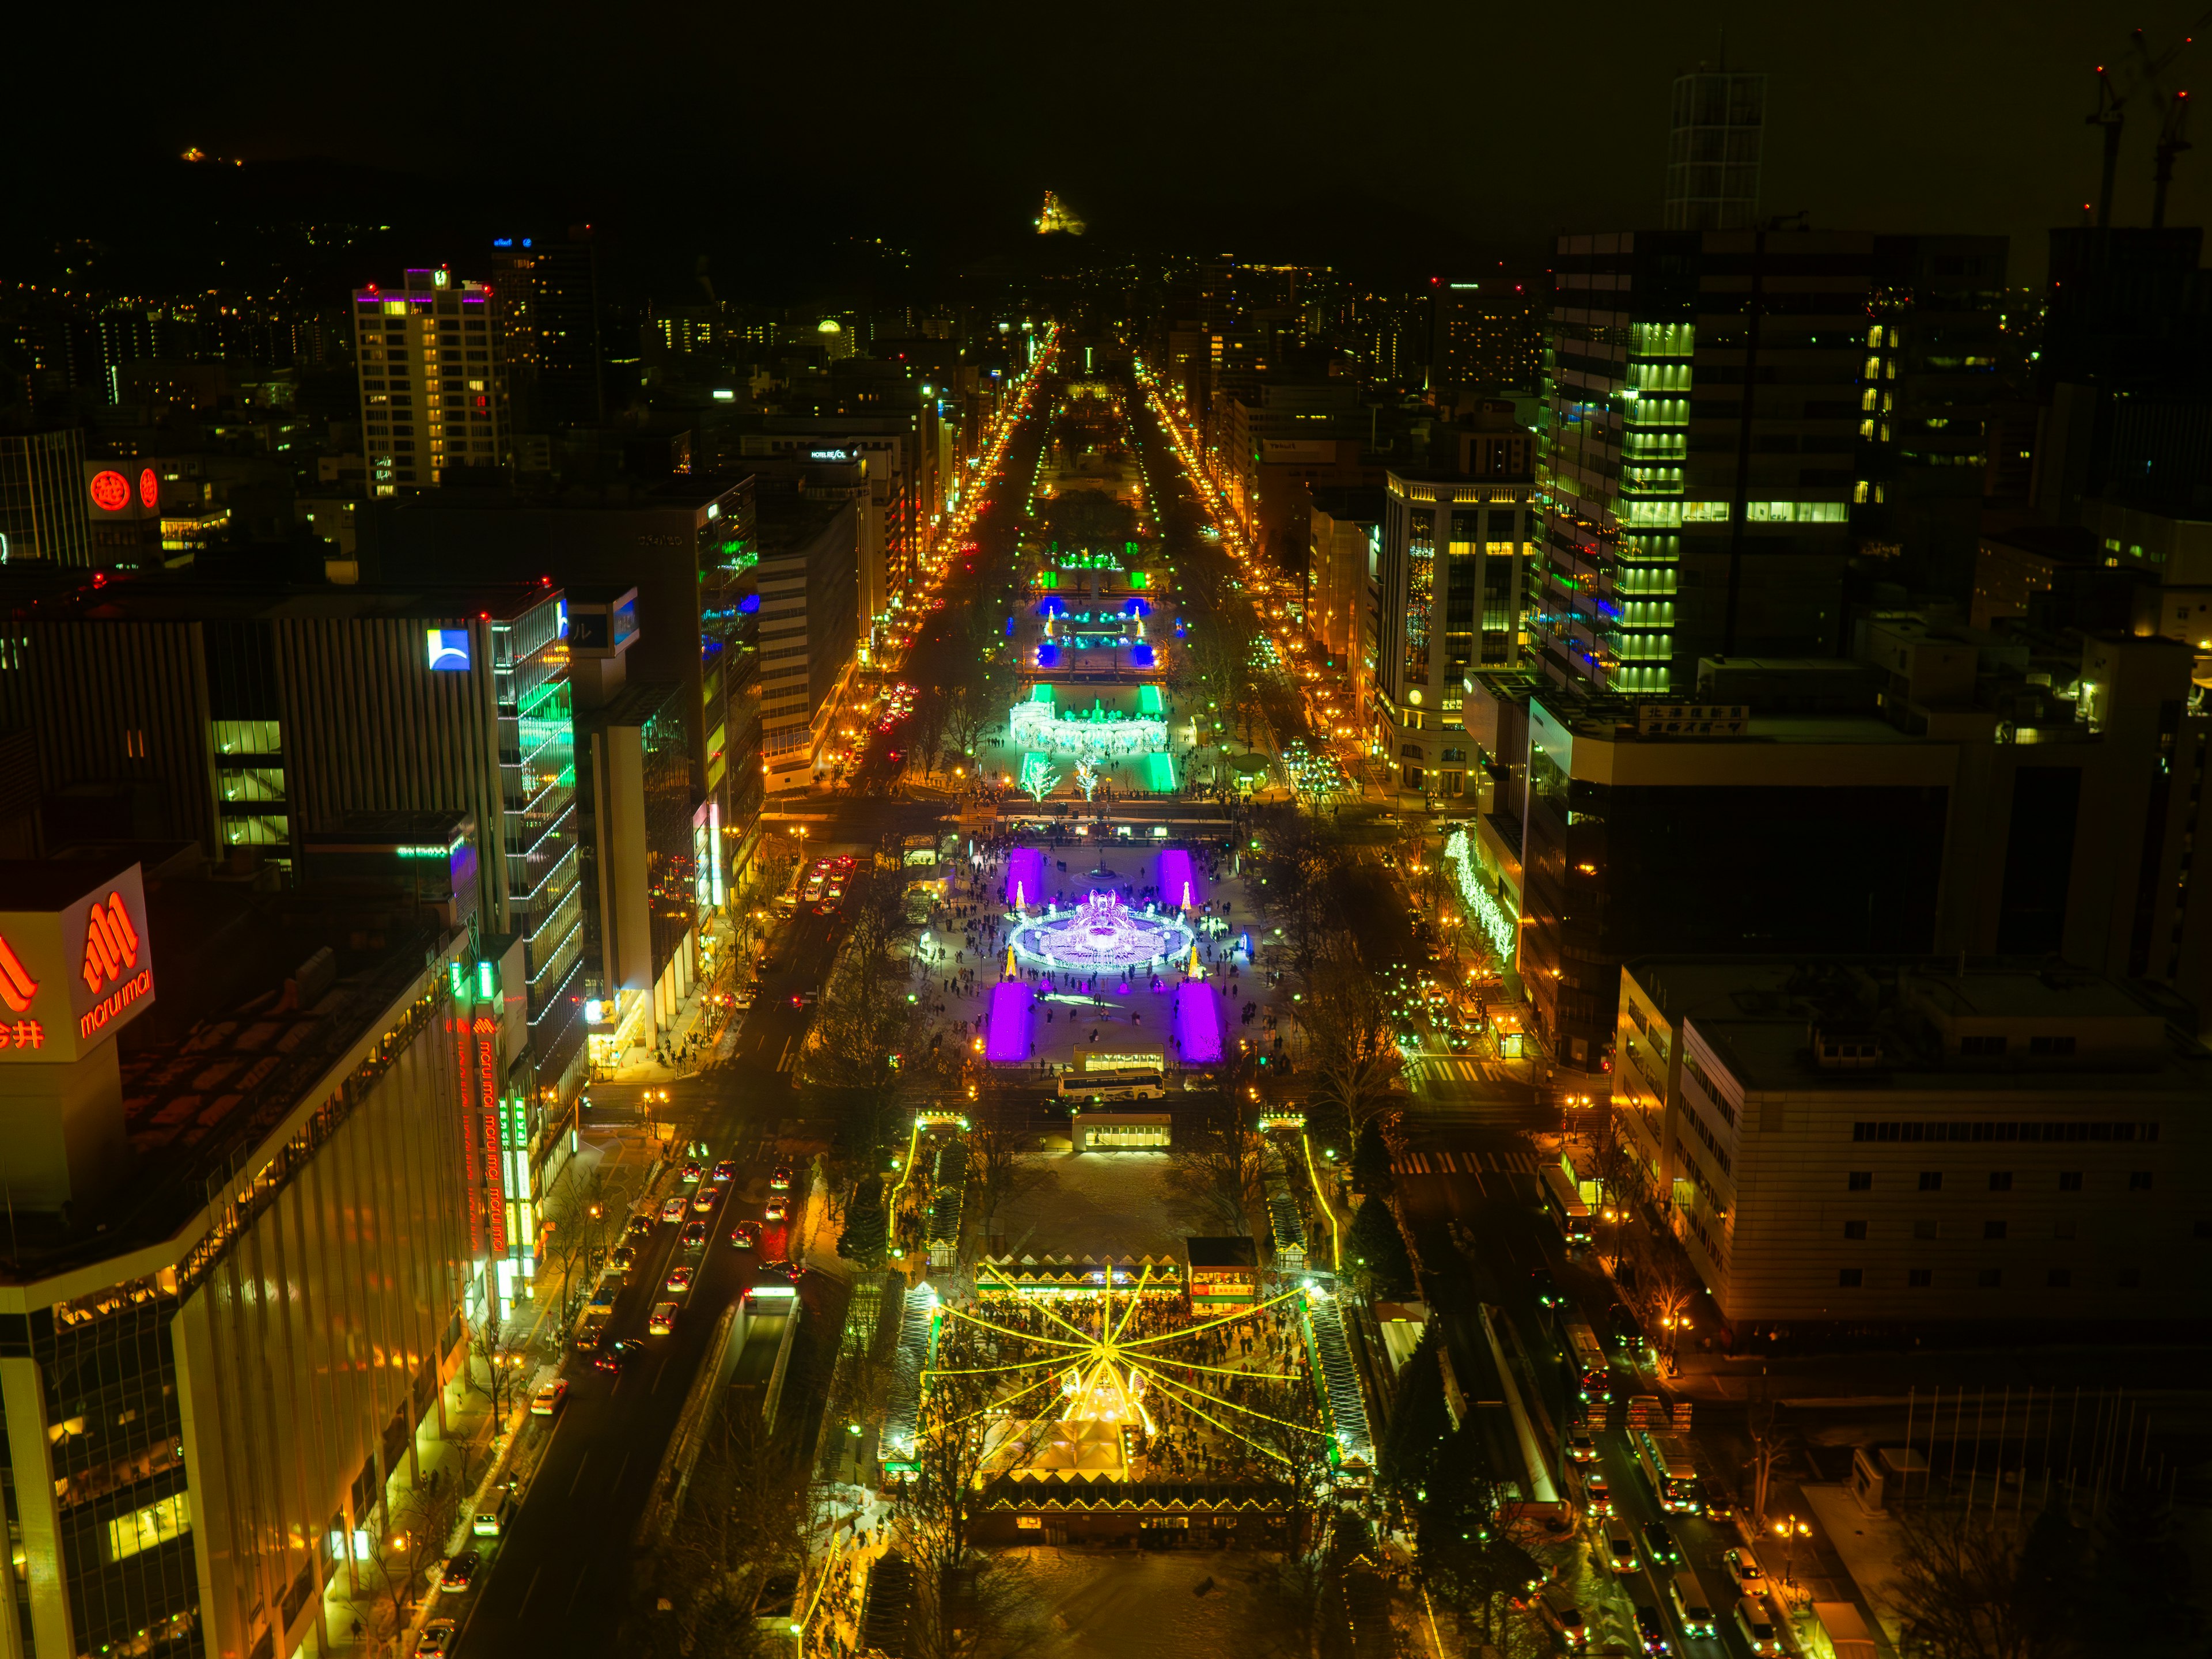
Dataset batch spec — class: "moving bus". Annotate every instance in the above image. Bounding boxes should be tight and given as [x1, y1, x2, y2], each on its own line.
[1564, 1319, 1612, 1402]
[1058, 1068, 1165, 1102]
[1540, 1166, 1594, 1249]
[1635, 1428, 1701, 1512]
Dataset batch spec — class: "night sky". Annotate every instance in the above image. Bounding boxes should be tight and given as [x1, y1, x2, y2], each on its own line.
[17, 0, 2209, 295]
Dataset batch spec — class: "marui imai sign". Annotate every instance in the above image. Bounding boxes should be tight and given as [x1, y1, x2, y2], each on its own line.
[0, 863, 158, 1063]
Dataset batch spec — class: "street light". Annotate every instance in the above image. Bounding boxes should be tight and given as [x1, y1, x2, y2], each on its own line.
[1772, 1515, 1812, 1590]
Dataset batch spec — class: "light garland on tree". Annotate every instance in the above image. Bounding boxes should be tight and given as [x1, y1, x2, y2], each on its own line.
[1444, 827, 1518, 962]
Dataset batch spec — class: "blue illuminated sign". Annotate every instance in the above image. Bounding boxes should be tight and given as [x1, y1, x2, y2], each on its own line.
[426, 629, 472, 671]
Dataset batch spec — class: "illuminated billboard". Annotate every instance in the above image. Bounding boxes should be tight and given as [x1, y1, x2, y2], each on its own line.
[426, 628, 472, 671]
[0, 863, 158, 1063]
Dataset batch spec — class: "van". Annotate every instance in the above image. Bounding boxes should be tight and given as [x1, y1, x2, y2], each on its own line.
[1667, 1570, 1717, 1639]
[470, 1489, 514, 1538]
[1604, 1524, 1639, 1574]
[1734, 1596, 1782, 1657]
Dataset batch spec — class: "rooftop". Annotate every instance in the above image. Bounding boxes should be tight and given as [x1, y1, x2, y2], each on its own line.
[1, 869, 449, 1286]
[1625, 956, 2210, 1097]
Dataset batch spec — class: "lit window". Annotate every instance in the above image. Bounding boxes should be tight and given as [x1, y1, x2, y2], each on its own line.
[105, 1493, 191, 1563]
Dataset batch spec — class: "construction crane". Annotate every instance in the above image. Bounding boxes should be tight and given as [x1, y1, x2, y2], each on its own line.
[2130, 17, 2206, 227]
[2085, 13, 2209, 228]
[2086, 64, 2127, 229]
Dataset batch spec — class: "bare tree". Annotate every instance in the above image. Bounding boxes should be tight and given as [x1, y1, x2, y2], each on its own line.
[965, 1096, 1040, 1247]
[894, 1349, 1001, 1659]
[1166, 1096, 1266, 1236]
[467, 1313, 532, 1426]
[541, 1162, 628, 1323]
[1889, 1507, 2066, 1659]
[1299, 931, 1402, 1147]
[368, 1480, 461, 1640]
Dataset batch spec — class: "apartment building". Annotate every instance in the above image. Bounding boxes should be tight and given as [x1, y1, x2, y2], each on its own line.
[1613, 956, 2209, 1332]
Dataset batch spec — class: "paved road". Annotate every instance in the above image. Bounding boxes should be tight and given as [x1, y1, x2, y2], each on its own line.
[445, 359, 1065, 1657]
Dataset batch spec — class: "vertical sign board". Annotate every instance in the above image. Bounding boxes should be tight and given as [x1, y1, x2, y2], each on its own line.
[0, 863, 158, 1065]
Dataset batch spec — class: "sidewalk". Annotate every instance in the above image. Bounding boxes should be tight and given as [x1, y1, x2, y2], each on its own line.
[597, 917, 740, 1086]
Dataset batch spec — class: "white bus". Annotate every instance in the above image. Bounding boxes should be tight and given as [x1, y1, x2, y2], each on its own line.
[1059, 1068, 1165, 1103]
[1541, 1166, 1593, 1248]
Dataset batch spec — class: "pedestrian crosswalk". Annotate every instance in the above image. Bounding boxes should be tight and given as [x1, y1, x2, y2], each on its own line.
[1390, 1148, 1539, 1177]
[1407, 1054, 1517, 1084]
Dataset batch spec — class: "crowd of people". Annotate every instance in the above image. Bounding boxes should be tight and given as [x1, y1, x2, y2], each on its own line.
[935, 1284, 1323, 1485]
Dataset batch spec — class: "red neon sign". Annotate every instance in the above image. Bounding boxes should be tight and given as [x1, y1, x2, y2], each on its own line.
[138, 468, 158, 509]
[88, 471, 131, 512]
[81, 893, 142, 994]
[0, 936, 36, 1013]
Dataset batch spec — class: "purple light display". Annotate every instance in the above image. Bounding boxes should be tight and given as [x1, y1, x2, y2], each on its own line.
[1173, 981, 1223, 1063]
[985, 980, 1033, 1064]
[1005, 847, 1046, 910]
[1156, 848, 1199, 910]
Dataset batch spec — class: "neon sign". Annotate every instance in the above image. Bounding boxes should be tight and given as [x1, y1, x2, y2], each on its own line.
[81, 892, 142, 994]
[88, 471, 131, 512]
[0, 936, 36, 1013]
[138, 468, 158, 509]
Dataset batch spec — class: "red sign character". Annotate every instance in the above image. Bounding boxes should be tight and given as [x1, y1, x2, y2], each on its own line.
[0, 936, 36, 1014]
[81, 893, 141, 994]
[139, 468, 159, 509]
[88, 471, 131, 513]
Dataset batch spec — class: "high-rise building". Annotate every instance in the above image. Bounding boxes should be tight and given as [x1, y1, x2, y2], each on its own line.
[0, 853, 486, 1659]
[755, 480, 860, 792]
[361, 476, 762, 872]
[351, 267, 512, 493]
[490, 229, 607, 433]
[1664, 70, 1766, 231]
[1373, 464, 1536, 801]
[1537, 230, 1873, 695]
[1429, 278, 1543, 394]
[0, 429, 93, 566]
[0, 579, 586, 1105]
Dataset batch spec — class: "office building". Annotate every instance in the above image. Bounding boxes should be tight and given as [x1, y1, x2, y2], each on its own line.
[1501, 624, 2209, 1077]
[351, 267, 512, 493]
[755, 481, 861, 791]
[1305, 485, 1382, 666]
[1538, 230, 1871, 695]
[1663, 70, 1766, 231]
[362, 476, 761, 877]
[0, 430, 93, 566]
[0, 579, 586, 1107]
[488, 230, 607, 432]
[1372, 467, 1537, 799]
[0, 853, 487, 1659]
[565, 584, 706, 1062]
[1429, 278, 1543, 395]
[1613, 956, 2209, 1333]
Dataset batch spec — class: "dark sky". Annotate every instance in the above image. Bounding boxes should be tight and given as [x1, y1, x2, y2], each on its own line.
[21, 0, 2210, 294]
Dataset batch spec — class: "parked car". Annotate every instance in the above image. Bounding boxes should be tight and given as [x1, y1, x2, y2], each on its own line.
[419, 1619, 457, 1656]
[529, 1380, 567, 1416]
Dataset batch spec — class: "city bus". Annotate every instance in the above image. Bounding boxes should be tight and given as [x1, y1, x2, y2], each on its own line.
[1058, 1068, 1165, 1103]
[1541, 1166, 1594, 1249]
[1635, 1429, 1701, 1513]
[1564, 1319, 1612, 1402]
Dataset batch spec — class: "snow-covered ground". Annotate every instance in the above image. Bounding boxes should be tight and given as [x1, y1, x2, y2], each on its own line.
[987, 1150, 1197, 1261]
[998, 1547, 1275, 1659]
